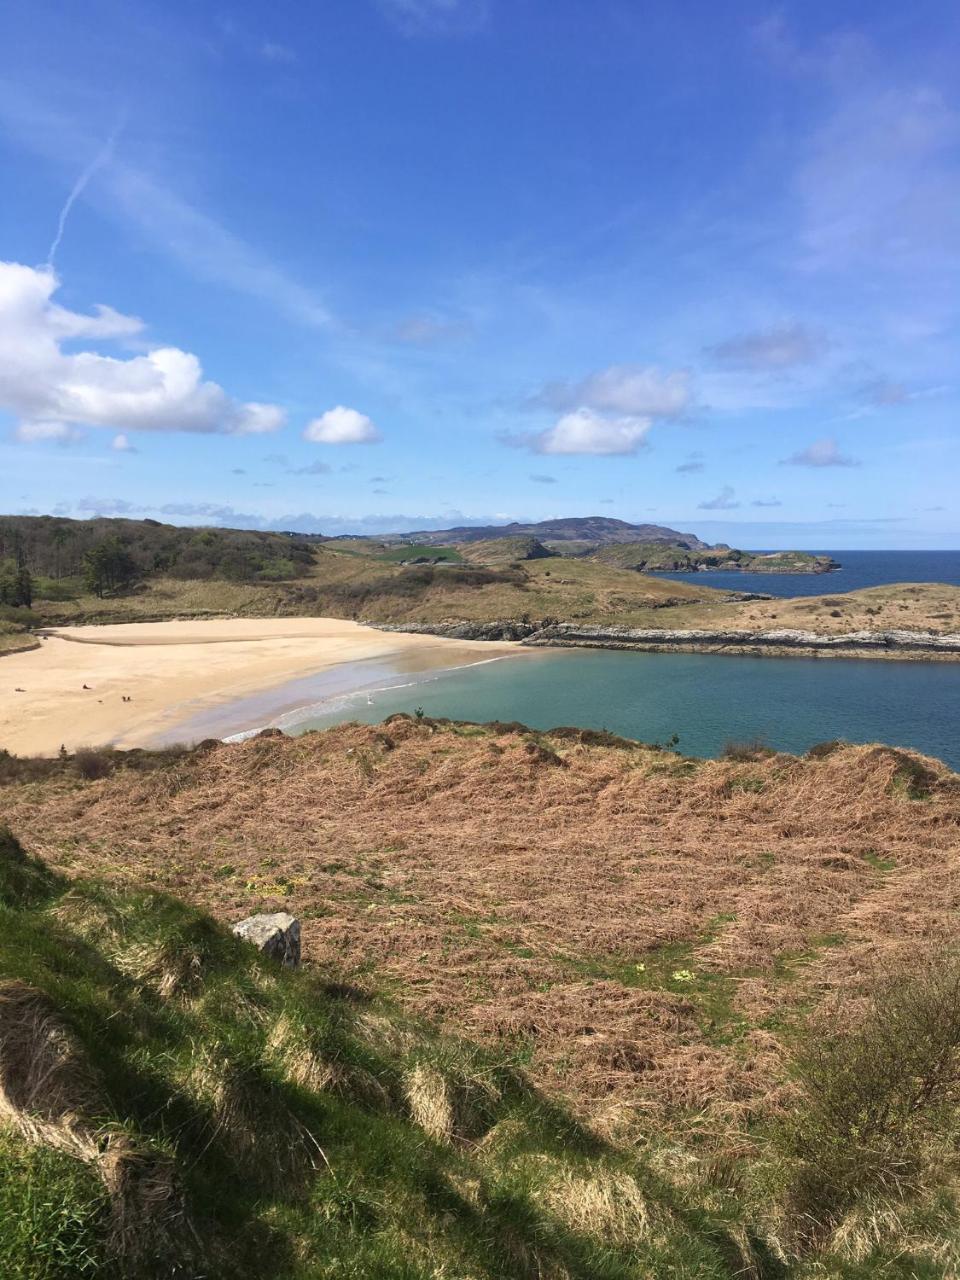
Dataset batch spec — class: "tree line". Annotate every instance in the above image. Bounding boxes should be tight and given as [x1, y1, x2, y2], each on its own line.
[0, 516, 317, 604]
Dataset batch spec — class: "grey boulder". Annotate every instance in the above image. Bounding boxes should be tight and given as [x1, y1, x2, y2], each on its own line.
[232, 912, 301, 967]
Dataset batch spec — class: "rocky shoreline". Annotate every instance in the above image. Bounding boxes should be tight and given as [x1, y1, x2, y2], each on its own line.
[373, 619, 960, 660]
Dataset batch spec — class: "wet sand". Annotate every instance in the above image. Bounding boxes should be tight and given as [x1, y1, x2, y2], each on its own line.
[0, 619, 522, 756]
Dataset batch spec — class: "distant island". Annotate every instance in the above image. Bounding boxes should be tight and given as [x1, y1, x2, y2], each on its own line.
[375, 514, 714, 549]
[344, 516, 840, 574]
[592, 541, 839, 575]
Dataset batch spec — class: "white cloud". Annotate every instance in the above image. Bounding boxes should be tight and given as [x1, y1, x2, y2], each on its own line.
[514, 365, 690, 456]
[537, 364, 693, 418]
[111, 433, 137, 452]
[303, 406, 382, 445]
[781, 437, 860, 467]
[0, 262, 286, 439]
[527, 408, 651, 456]
[698, 485, 740, 510]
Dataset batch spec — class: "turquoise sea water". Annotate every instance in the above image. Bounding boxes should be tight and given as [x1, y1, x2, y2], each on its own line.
[294, 647, 960, 770]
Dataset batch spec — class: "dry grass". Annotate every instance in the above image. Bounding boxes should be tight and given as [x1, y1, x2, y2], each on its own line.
[0, 979, 185, 1265]
[0, 628, 39, 656]
[533, 1159, 655, 1244]
[4, 720, 959, 1132]
[0, 980, 101, 1161]
[404, 1062, 455, 1141]
[653, 580, 960, 636]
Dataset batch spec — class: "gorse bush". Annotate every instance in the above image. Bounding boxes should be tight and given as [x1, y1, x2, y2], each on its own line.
[805, 739, 847, 759]
[719, 737, 776, 762]
[73, 748, 115, 781]
[780, 957, 960, 1240]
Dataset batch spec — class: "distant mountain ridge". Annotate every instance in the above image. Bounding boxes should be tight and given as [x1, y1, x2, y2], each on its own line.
[383, 516, 710, 549]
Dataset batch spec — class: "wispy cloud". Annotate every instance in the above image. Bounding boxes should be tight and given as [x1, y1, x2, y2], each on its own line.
[109, 166, 333, 329]
[261, 42, 296, 64]
[533, 364, 693, 418]
[76, 495, 143, 515]
[288, 460, 332, 476]
[706, 323, 828, 370]
[698, 485, 740, 510]
[859, 378, 909, 407]
[46, 114, 125, 267]
[15, 420, 85, 445]
[377, 0, 489, 37]
[781, 438, 860, 468]
[0, 85, 333, 330]
[392, 313, 470, 344]
[797, 84, 960, 275]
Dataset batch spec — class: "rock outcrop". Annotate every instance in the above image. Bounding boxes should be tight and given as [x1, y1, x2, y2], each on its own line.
[375, 619, 546, 642]
[232, 913, 301, 966]
[372, 620, 960, 658]
[525, 624, 960, 656]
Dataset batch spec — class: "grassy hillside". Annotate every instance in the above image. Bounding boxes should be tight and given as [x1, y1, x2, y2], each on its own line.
[25, 546, 716, 630]
[458, 536, 557, 565]
[3, 829, 751, 1279]
[656, 580, 960, 636]
[319, 539, 465, 564]
[3, 725, 960, 1275]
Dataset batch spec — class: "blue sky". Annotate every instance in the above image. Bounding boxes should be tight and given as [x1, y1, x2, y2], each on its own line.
[0, 0, 957, 548]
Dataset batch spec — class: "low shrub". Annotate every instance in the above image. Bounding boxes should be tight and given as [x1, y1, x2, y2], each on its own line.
[72, 748, 115, 781]
[720, 738, 776, 763]
[778, 957, 960, 1241]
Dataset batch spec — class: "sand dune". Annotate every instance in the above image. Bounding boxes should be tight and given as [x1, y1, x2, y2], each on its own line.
[0, 618, 519, 756]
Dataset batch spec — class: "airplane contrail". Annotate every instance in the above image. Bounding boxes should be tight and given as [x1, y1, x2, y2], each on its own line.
[46, 115, 125, 269]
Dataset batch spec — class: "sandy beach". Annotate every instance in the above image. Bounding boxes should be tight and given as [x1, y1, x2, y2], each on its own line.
[0, 619, 522, 756]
